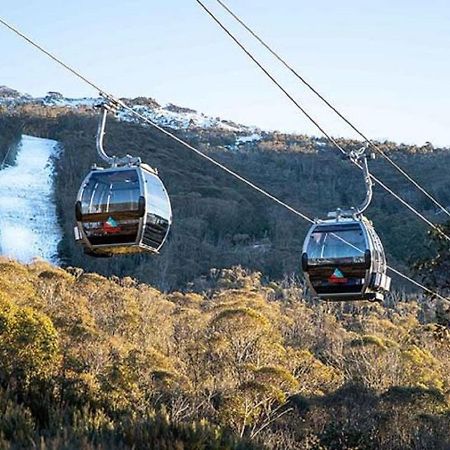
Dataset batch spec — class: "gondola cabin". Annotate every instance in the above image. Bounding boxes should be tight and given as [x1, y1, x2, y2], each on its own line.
[301, 214, 390, 301]
[74, 164, 171, 257]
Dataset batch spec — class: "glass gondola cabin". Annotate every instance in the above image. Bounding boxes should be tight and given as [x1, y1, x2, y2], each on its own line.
[301, 215, 391, 301]
[74, 164, 171, 257]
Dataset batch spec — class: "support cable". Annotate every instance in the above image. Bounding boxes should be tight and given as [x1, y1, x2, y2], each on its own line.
[0, 15, 446, 300]
[214, 0, 450, 219]
[194, 0, 450, 243]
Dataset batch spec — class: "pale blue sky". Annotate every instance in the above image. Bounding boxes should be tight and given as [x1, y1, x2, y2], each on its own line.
[1, 1, 449, 146]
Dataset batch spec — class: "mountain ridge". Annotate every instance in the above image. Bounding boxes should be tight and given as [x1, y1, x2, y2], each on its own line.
[0, 86, 259, 136]
[2, 86, 449, 154]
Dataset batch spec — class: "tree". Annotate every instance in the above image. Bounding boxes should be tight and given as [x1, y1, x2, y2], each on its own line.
[414, 222, 450, 326]
[0, 292, 59, 387]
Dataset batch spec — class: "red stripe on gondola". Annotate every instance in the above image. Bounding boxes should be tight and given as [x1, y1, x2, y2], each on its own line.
[328, 274, 349, 284]
[103, 222, 121, 234]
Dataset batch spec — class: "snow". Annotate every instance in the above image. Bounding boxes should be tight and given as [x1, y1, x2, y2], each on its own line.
[236, 133, 261, 145]
[0, 135, 62, 264]
[0, 89, 256, 134]
[43, 97, 97, 108]
[226, 132, 262, 151]
[118, 103, 248, 132]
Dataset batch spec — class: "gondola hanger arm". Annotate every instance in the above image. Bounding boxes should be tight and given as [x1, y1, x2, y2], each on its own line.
[328, 146, 373, 220]
[349, 146, 374, 217]
[95, 93, 141, 167]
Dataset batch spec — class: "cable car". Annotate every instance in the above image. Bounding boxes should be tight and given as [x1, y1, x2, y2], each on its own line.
[74, 96, 172, 257]
[301, 213, 390, 301]
[301, 149, 391, 301]
[75, 164, 171, 256]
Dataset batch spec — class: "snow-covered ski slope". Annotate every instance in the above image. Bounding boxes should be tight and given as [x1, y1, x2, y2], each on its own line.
[0, 135, 62, 264]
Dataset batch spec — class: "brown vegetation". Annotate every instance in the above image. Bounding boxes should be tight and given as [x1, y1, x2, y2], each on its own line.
[0, 260, 448, 449]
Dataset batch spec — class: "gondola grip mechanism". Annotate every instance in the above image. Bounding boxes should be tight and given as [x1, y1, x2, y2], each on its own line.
[348, 146, 374, 216]
[95, 94, 141, 167]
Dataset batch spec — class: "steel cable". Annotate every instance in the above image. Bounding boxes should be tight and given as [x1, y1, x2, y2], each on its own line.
[214, 0, 450, 219]
[0, 15, 447, 301]
[194, 0, 450, 243]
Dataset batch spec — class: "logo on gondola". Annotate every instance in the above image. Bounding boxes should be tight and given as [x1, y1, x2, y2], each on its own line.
[328, 268, 348, 284]
[103, 216, 121, 234]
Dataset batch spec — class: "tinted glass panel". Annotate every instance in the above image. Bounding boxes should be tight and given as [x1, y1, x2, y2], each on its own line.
[81, 169, 140, 214]
[308, 225, 366, 259]
[144, 172, 171, 220]
[80, 170, 141, 247]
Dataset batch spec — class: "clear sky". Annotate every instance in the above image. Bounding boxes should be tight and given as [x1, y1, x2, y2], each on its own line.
[1, 0, 449, 146]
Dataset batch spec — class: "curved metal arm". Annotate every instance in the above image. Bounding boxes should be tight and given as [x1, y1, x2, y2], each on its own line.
[96, 100, 141, 167]
[96, 107, 115, 164]
[326, 148, 374, 220]
[355, 154, 373, 215]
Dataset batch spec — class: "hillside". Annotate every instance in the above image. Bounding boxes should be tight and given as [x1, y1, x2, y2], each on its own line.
[1, 89, 450, 290]
[0, 135, 61, 263]
[0, 259, 448, 449]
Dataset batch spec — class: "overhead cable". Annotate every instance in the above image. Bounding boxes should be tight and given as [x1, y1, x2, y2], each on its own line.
[0, 15, 446, 301]
[214, 0, 450, 219]
[194, 0, 450, 243]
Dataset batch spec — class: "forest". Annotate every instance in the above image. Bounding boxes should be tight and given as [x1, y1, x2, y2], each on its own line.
[0, 259, 448, 449]
[1, 104, 450, 290]
[0, 103, 449, 448]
